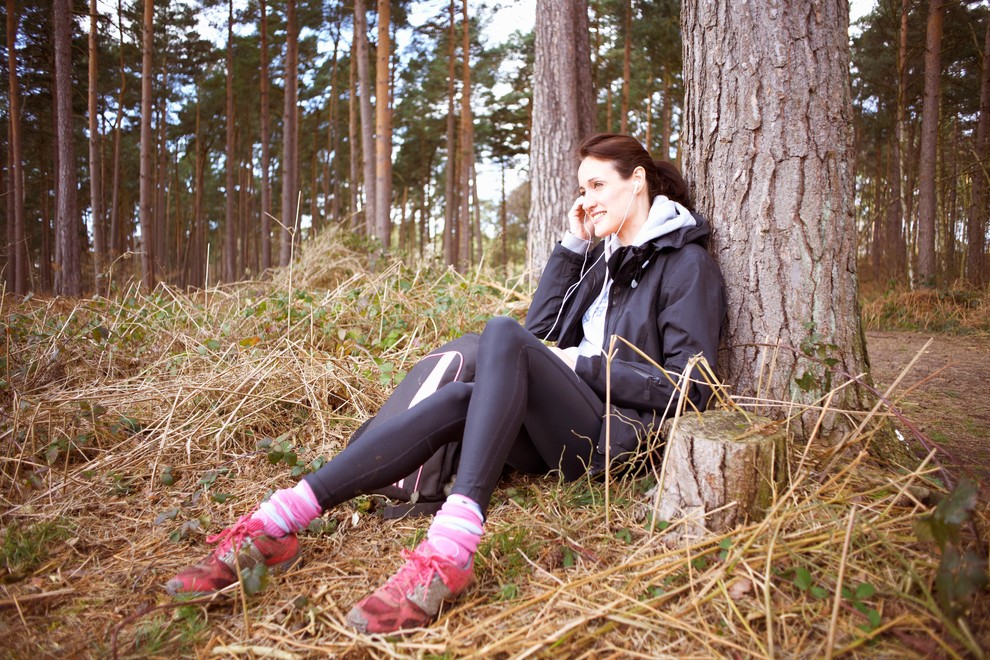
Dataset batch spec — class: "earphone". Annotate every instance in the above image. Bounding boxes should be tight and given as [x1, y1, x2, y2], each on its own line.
[633, 179, 642, 193]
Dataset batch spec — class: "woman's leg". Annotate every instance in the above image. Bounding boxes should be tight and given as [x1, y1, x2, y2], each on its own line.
[452, 316, 606, 513]
[346, 317, 607, 633]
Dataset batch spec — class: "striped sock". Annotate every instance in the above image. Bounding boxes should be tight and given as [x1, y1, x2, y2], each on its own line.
[426, 494, 485, 566]
[254, 480, 322, 537]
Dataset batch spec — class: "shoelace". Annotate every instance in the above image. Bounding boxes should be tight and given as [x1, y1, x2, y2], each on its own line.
[206, 515, 262, 554]
[384, 546, 442, 596]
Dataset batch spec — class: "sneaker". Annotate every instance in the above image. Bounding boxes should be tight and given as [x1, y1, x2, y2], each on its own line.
[345, 540, 474, 634]
[165, 514, 301, 596]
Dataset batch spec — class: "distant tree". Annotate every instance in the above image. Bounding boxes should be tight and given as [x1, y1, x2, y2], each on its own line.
[280, 0, 299, 266]
[967, 13, 990, 287]
[259, 0, 272, 271]
[53, 0, 81, 296]
[527, 0, 594, 277]
[224, 0, 237, 281]
[457, 0, 473, 271]
[6, 0, 27, 294]
[354, 0, 375, 237]
[916, 0, 943, 288]
[681, 0, 908, 462]
[443, 0, 458, 266]
[139, 0, 156, 287]
[374, 0, 392, 247]
[88, 0, 105, 292]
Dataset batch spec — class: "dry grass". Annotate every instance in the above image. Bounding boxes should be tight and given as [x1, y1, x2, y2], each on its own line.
[861, 286, 990, 336]
[2, 232, 987, 658]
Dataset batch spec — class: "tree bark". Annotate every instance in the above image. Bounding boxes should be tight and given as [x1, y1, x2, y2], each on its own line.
[348, 53, 360, 230]
[374, 0, 392, 247]
[620, 0, 631, 134]
[354, 0, 376, 236]
[457, 0, 473, 271]
[138, 0, 155, 288]
[88, 0, 104, 292]
[7, 0, 27, 294]
[646, 411, 786, 545]
[53, 0, 81, 297]
[280, 0, 299, 266]
[224, 0, 237, 281]
[916, 0, 943, 288]
[528, 0, 594, 278]
[681, 1, 889, 455]
[443, 0, 458, 267]
[966, 11, 990, 287]
[109, 0, 126, 260]
[259, 0, 272, 272]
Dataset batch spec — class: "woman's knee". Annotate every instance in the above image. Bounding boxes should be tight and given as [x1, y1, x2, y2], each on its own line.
[480, 316, 531, 351]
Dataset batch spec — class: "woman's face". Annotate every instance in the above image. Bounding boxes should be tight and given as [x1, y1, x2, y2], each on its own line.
[577, 157, 640, 240]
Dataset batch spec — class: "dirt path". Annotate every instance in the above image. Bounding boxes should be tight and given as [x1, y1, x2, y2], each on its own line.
[867, 331, 990, 481]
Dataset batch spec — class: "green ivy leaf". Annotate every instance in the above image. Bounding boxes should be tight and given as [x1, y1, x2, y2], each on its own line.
[855, 582, 876, 600]
[205, 339, 221, 351]
[794, 567, 813, 591]
[240, 563, 269, 596]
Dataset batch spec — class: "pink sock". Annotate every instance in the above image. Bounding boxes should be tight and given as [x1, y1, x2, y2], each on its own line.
[253, 480, 322, 537]
[426, 494, 484, 566]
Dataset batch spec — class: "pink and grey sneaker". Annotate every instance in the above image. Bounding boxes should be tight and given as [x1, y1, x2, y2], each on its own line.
[346, 540, 474, 634]
[165, 514, 301, 596]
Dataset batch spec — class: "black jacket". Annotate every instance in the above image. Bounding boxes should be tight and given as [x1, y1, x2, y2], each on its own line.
[525, 214, 727, 470]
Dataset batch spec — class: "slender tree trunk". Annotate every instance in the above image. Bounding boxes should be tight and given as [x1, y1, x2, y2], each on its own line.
[224, 0, 237, 281]
[348, 55, 360, 230]
[457, 0, 474, 271]
[682, 0, 888, 456]
[53, 0, 81, 296]
[280, 0, 299, 266]
[88, 0, 104, 291]
[500, 164, 507, 269]
[354, 0, 376, 236]
[7, 0, 27, 294]
[324, 38, 340, 226]
[528, 0, 594, 277]
[443, 0, 458, 266]
[138, 0, 155, 287]
[661, 72, 673, 160]
[109, 0, 126, 259]
[374, 0, 392, 247]
[916, 0, 943, 288]
[966, 12, 990, 287]
[259, 0, 272, 272]
[620, 0, 631, 133]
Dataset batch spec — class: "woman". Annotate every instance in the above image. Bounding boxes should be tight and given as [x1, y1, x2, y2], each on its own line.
[166, 134, 726, 634]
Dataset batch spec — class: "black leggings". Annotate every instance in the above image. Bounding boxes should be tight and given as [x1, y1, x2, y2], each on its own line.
[303, 317, 606, 516]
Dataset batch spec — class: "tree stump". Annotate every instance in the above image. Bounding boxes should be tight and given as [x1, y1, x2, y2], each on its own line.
[645, 410, 787, 545]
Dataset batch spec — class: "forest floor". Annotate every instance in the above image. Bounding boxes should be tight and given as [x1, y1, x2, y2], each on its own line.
[867, 330, 990, 481]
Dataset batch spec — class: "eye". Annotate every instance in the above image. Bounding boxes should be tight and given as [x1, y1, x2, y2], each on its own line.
[593, 182, 604, 189]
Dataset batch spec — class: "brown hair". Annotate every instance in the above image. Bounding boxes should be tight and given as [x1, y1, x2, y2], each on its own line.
[577, 134, 692, 211]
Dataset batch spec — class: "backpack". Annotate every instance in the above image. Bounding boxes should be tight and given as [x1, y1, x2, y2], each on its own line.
[347, 333, 479, 519]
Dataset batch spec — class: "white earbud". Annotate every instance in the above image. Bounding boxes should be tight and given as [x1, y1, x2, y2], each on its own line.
[633, 180, 642, 193]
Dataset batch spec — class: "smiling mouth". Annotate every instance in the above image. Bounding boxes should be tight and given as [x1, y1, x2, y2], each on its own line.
[590, 211, 607, 223]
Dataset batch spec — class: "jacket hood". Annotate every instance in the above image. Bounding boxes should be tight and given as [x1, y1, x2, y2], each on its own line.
[604, 196, 709, 260]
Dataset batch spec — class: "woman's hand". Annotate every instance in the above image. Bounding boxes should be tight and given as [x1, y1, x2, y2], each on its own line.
[567, 196, 591, 241]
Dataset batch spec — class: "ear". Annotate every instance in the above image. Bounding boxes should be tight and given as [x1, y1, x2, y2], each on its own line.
[632, 166, 646, 193]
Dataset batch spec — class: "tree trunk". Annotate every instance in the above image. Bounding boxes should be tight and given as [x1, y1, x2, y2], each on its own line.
[280, 0, 299, 266]
[916, 0, 943, 288]
[645, 411, 786, 546]
[528, 0, 594, 278]
[259, 0, 272, 272]
[224, 0, 237, 281]
[7, 0, 27, 294]
[88, 0, 104, 292]
[443, 0, 458, 266]
[457, 0, 473, 271]
[109, 0, 126, 260]
[53, 0, 81, 297]
[966, 12, 990, 287]
[374, 0, 392, 247]
[620, 0, 631, 134]
[681, 1, 891, 456]
[138, 0, 155, 288]
[354, 0, 376, 236]
[348, 54, 360, 230]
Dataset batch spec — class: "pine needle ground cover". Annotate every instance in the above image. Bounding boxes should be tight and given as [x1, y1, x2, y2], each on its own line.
[2, 235, 988, 658]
